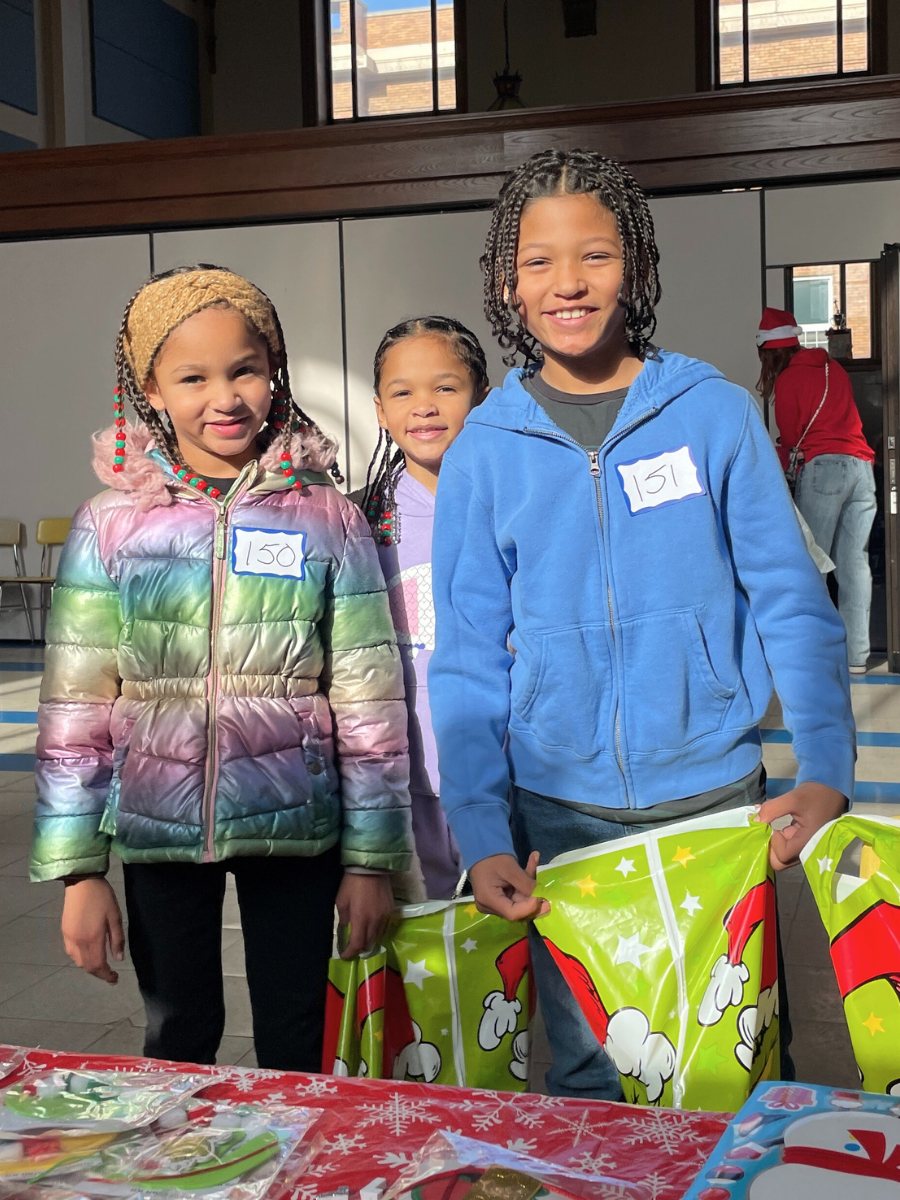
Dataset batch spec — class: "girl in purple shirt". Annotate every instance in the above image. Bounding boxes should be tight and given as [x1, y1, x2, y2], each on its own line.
[354, 317, 490, 898]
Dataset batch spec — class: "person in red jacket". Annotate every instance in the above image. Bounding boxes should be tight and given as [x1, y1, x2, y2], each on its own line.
[757, 307, 876, 673]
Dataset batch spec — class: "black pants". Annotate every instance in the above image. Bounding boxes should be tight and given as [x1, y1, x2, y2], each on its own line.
[123, 847, 341, 1071]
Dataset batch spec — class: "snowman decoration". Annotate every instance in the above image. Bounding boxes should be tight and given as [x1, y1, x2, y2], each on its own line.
[749, 1111, 900, 1197]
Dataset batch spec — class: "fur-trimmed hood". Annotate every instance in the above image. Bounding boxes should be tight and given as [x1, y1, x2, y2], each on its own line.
[92, 421, 338, 511]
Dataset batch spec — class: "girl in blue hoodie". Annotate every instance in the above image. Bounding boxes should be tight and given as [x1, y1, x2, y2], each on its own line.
[428, 149, 854, 1099]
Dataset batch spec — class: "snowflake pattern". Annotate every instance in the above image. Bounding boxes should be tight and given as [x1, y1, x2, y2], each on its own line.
[569, 1148, 618, 1173]
[643, 1170, 675, 1199]
[449, 1092, 564, 1133]
[618, 1109, 706, 1155]
[292, 1076, 340, 1098]
[550, 1107, 611, 1148]
[325, 1132, 368, 1157]
[358, 1091, 442, 1138]
[374, 1150, 413, 1169]
[220, 1067, 258, 1094]
[505, 1138, 538, 1154]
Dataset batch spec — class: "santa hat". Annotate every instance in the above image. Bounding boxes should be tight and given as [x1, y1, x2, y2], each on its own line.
[830, 900, 900, 1000]
[724, 879, 778, 992]
[756, 307, 803, 349]
[493, 938, 530, 1002]
[543, 939, 610, 1043]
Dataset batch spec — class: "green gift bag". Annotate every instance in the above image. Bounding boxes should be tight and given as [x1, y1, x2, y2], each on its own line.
[384, 899, 532, 1091]
[323, 948, 392, 1078]
[323, 900, 532, 1090]
[801, 813, 900, 1095]
[535, 805, 778, 1110]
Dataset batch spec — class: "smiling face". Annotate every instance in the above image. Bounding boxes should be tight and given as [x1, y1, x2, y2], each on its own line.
[143, 305, 274, 478]
[513, 192, 639, 391]
[374, 333, 485, 492]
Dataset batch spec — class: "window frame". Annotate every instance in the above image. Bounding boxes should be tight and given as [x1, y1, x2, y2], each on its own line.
[302, 0, 467, 126]
[697, 0, 887, 91]
[784, 259, 881, 367]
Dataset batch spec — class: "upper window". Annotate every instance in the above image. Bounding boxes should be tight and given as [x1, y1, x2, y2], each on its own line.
[715, 0, 871, 87]
[328, 0, 458, 121]
[787, 262, 877, 361]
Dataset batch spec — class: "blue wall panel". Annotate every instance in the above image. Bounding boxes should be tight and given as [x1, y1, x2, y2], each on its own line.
[0, 128, 36, 152]
[0, 0, 38, 116]
[91, 0, 199, 139]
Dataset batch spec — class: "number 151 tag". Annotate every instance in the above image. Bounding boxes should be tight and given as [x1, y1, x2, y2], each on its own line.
[232, 526, 307, 579]
[616, 445, 705, 515]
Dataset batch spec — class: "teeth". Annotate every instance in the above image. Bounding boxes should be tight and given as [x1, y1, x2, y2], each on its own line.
[554, 309, 589, 320]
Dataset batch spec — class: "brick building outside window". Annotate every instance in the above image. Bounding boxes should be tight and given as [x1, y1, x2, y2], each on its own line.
[329, 0, 457, 121]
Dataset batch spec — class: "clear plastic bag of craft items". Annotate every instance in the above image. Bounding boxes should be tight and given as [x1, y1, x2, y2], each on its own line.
[382, 1131, 652, 1200]
[0, 1096, 218, 1184]
[0, 1048, 27, 1085]
[0, 1070, 210, 1135]
[81, 1101, 323, 1199]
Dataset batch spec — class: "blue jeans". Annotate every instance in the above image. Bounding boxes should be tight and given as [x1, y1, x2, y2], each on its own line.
[510, 777, 791, 1099]
[795, 454, 877, 667]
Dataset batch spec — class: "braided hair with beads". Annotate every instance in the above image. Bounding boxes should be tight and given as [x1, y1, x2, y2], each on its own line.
[481, 148, 662, 368]
[112, 263, 343, 498]
[361, 316, 489, 546]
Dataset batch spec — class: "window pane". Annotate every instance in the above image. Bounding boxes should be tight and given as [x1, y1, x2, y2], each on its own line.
[357, 0, 435, 118]
[748, 0, 838, 82]
[438, 0, 456, 110]
[843, 0, 868, 72]
[330, 1, 354, 121]
[793, 264, 840, 348]
[845, 261, 872, 358]
[718, 0, 745, 84]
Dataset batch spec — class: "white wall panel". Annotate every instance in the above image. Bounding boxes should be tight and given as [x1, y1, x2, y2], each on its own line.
[340, 210, 502, 491]
[650, 191, 763, 399]
[0, 235, 150, 638]
[766, 268, 785, 310]
[153, 224, 346, 476]
[766, 180, 900, 267]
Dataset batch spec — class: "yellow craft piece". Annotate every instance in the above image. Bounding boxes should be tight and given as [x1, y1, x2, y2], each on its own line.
[0, 1130, 117, 1177]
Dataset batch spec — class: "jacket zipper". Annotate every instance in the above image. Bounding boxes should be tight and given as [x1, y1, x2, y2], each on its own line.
[524, 411, 657, 805]
[200, 476, 250, 863]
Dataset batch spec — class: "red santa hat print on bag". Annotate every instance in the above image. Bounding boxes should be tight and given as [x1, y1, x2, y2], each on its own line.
[543, 939, 675, 1104]
[699, 879, 779, 1070]
[756, 307, 803, 349]
[477, 938, 530, 1080]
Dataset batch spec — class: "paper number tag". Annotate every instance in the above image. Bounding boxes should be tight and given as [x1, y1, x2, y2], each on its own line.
[232, 527, 307, 579]
[616, 445, 705, 515]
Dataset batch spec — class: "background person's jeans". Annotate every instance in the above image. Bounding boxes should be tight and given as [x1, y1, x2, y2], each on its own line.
[510, 778, 793, 1099]
[795, 454, 877, 667]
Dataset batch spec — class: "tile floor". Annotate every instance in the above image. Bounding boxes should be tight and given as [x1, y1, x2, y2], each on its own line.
[2, 644, 898, 1090]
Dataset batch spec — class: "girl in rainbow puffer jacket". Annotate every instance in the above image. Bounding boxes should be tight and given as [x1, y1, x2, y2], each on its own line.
[30, 265, 413, 1071]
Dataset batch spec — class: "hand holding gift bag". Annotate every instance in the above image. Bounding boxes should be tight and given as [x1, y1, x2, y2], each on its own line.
[535, 806, 778, 1110]
[801, 813, 900, 1095]
[323, 899, 533, 1090]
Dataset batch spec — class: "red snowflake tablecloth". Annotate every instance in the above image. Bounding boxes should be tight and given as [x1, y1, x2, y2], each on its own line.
[0, 1046, 728, 1200]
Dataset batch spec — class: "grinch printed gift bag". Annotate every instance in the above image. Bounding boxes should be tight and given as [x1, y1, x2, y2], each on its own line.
[323, 899, 532, 1091]
[535, 806, 778, 1110]
[801, 813, 900, 1095]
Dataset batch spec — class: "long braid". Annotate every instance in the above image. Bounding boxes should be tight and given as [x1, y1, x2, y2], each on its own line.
[481, 149, 662, 366]
[361, 316, 489, 545]
[115, 283, 182, 467]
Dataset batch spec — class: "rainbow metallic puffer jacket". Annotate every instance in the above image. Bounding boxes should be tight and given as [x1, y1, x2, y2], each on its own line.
[30, 424, 412, 882]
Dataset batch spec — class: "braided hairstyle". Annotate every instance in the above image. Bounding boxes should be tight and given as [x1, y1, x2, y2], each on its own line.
[361, 316, 489, 545]
[114, 263, 344, 484]
[481, 148, 662, 367]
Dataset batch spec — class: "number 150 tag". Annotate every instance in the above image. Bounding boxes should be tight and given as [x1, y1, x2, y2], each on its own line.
[232, 527, 307, 579]
[616, 445, 705, 515]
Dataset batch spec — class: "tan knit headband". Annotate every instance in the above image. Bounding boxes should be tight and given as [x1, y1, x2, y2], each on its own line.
[123, 268, 282, 387]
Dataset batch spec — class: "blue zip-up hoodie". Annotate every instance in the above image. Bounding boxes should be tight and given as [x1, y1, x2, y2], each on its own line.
[429, 351, 855, 869]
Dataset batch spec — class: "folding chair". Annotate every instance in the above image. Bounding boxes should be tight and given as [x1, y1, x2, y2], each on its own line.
[35, 518, 72, 639]
[0, 519, 40, 642]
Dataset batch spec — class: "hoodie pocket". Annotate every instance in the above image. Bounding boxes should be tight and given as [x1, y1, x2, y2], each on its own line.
[512, 624, 612, 758]
[620, 608, 736, 754]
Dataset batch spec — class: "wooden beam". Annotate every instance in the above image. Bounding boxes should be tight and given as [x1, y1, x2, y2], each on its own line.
[3, 76, 900, 237]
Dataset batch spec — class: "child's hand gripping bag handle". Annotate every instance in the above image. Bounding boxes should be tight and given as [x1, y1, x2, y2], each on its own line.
[801, 813, 900, 1094]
